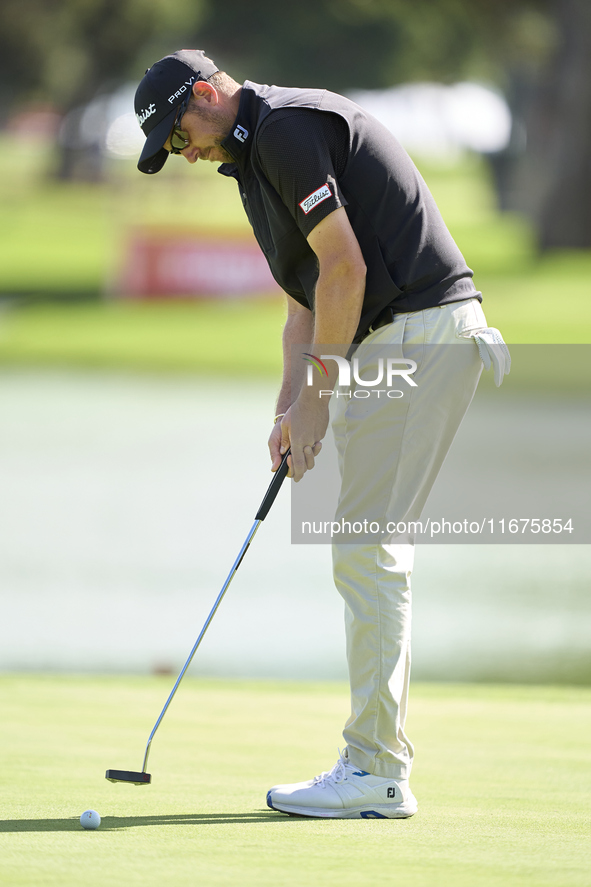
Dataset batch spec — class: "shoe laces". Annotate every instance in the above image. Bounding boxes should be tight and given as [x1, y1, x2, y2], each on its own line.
[312, 749, 348, 788]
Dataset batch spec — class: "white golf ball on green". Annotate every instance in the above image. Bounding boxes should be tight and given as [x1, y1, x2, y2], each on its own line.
[80, 809, 101, 830]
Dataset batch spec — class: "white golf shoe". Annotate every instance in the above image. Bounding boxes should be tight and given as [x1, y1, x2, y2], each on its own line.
[266, 749, 418, 819]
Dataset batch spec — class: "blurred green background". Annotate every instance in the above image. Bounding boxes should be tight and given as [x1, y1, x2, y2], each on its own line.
[1, 144, 590, 375]
[1, 0, 591, 370]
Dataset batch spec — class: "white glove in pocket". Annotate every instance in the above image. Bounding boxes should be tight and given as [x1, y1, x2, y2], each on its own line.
[472, 328, 511, 387]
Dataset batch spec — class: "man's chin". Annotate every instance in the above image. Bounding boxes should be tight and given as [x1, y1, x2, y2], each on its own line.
[209, 147, 234, 163]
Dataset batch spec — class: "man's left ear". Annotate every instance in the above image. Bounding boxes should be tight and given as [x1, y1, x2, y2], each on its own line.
[191, 80, 218, 104]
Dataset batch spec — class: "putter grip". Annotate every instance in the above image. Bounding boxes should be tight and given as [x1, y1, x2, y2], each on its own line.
[255, 449, 291, 521]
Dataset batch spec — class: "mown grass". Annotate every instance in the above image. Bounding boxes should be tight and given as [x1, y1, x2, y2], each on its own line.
[0, 300, 286, 376]
[0, 675, 590, 887]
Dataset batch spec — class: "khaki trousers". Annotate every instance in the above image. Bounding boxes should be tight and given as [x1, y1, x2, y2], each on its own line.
[331, 298, 487, 779]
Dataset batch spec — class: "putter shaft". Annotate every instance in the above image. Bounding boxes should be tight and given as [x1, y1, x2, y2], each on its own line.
[141, 518, 262, 774]
[134, 449, 291, 776]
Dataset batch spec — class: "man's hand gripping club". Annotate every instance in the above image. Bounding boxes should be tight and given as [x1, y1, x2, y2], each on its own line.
[269, 396, 327, 482]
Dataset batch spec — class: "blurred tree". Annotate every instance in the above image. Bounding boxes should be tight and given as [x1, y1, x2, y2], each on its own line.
[521, 0, 591, 248]
[0, 0, 204, 109]
[197, 0, 591, 250]
[0, 0, 204, 178]
[470, 0, 591, 250]
[194, 0, 513, 90]
[1, 0, 588, 246]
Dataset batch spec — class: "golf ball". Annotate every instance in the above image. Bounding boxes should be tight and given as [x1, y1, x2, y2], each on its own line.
[80, 809, 101, 830]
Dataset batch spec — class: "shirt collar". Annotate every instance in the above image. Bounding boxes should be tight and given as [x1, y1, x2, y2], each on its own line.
[219, 81, 259, 168]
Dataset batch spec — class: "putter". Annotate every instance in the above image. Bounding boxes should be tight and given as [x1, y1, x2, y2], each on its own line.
[106, 449, 291, 786]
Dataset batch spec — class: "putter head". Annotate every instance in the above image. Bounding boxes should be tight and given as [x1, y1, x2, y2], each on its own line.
[105, 769, 151, 785]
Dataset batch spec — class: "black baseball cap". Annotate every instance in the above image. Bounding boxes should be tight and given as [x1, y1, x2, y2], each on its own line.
[135, 49, 219, 174]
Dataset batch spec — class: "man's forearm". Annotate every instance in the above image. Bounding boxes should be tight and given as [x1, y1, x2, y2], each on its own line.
[271, 207, 367, 482]
[312, 262, 365, 348]
[277, 266, 366, 409]
[275, 306, 315, 415]
[300, 262, 366, 399]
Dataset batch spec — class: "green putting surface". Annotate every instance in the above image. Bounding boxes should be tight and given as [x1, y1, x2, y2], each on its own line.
[1, 676, 590, 886]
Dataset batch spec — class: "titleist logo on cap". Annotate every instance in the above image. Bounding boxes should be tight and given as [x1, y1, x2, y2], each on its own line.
[136, 103, 157, 127]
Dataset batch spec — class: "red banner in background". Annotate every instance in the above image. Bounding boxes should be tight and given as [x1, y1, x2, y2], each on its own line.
[117, 229, 280, 299]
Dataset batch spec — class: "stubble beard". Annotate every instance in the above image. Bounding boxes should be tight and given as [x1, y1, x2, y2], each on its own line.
[186, 104, 236, 163]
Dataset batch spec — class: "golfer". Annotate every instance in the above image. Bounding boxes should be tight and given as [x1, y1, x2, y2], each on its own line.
[134, 49, 509, 819]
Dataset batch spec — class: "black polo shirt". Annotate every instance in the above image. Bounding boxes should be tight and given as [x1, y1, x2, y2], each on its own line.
[218, 81, 481, 342]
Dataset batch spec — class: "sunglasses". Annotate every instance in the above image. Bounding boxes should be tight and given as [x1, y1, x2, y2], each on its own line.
[169, 93, 193, 154]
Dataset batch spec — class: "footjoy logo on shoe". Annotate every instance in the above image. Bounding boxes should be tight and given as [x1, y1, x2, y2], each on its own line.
[387, 787, 397, 798]
[303, 354, 418, 399]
